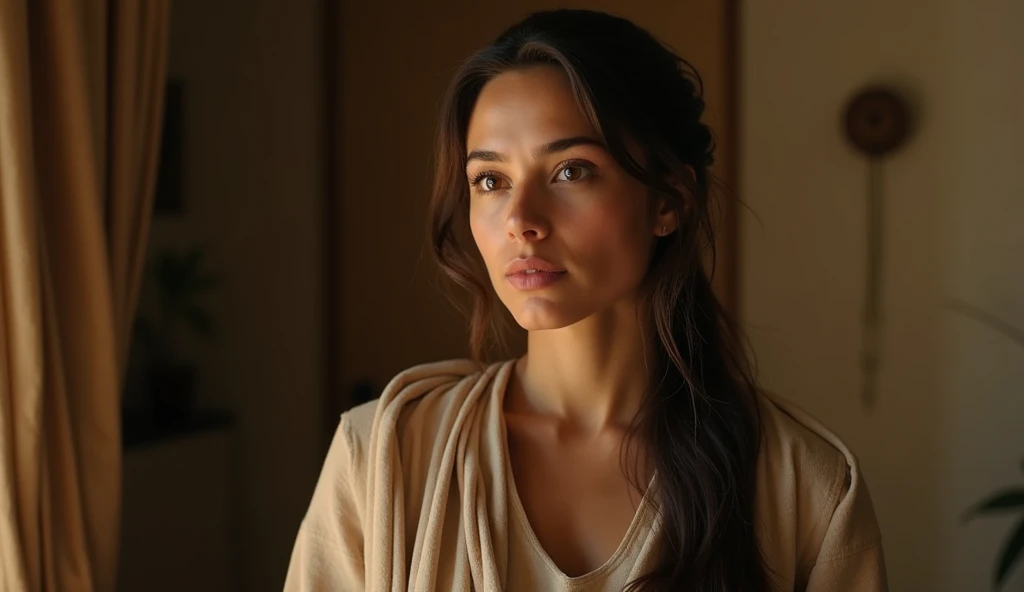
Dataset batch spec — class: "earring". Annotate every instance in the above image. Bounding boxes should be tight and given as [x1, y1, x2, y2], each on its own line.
[661, 226, 668, 235]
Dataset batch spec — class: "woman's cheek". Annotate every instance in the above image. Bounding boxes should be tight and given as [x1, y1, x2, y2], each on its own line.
[469, 213, 503, 275]
[573, 200, 639, 246]
[574, 204, 652, 276]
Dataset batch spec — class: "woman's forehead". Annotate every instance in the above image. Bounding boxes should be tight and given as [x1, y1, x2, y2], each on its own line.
[466, 66, 597, 154]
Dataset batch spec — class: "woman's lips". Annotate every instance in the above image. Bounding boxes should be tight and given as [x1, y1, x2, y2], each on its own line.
[505, 269, 567, 291]
[504, 256, 566, 291]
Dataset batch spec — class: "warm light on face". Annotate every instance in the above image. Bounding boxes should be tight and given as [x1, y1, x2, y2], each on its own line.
[465, 65, 663, 331]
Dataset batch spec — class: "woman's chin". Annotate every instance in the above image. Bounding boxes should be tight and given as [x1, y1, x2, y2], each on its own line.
[508, 303, 586, 332]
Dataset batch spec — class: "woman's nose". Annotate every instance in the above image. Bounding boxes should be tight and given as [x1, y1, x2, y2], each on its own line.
[505, 183, 551, 242]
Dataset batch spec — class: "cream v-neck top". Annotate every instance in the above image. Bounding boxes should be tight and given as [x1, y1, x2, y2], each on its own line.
[284, 359, 887, 591]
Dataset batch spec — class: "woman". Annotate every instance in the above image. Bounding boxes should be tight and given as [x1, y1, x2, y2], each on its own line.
[286, 9, 887, 591]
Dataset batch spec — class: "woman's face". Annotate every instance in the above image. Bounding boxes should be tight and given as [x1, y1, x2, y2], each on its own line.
[466, 65, 675, 331]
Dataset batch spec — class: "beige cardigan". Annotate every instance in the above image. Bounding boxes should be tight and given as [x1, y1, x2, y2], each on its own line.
[284, 359, 887, 591]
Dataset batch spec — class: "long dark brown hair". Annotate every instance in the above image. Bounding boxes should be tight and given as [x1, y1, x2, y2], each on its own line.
[429, 9, 768, 591]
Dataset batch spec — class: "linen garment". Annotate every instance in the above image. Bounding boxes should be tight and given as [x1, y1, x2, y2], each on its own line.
[285, 359, 887, 591]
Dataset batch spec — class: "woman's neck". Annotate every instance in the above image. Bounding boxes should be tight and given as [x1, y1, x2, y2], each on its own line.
[511, 300, 652, 433]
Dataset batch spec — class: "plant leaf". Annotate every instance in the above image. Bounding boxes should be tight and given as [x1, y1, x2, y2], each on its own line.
[185, 305, 215, 338]
[190, 272, 220, 293]
[183, 246, 205, 273]
[965, 490, 1024, 522]
[157, 252, 188, 295]
[946, 298, 1024, 350]
[996, 515, 1024, 588]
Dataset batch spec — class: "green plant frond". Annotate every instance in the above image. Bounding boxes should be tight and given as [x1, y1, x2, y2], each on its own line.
[965, 490, 1024, 522]
[155, 253, 174, 281]
[996, 515, 1024, 589]
[182, 246, 204, 272]
[946, 298, 1024, 350]
[158, 255, 188, 288]
[191, 273, 220, 293]
[153, 247, 220, 298]
[185, 305, 215, 338]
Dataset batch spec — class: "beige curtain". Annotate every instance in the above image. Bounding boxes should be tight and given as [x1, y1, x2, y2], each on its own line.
[0, 1, 170, 590]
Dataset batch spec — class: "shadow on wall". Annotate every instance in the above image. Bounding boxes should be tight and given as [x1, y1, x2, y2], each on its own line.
[117, 0, 326, 590]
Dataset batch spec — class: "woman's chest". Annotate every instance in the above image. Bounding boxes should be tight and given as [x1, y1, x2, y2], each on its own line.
[504, 422, 651, 578]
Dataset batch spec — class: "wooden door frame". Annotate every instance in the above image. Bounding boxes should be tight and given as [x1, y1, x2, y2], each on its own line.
[321, 0, 341, 449]
[319, 0, 742, 449]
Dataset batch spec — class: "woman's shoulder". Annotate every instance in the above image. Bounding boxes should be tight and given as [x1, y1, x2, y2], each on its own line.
[754, 391, 884, 584]
[340, 359, 476, 429]
[339, 357, 512, 453]
[756, 391, 859, 484]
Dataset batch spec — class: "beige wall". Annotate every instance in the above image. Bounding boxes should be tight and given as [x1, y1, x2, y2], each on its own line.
[741, 0, 1024, 589]
[145, 0, 325, 589]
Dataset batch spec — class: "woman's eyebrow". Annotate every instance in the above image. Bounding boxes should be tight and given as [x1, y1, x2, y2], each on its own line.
[466, 136, 604, 164]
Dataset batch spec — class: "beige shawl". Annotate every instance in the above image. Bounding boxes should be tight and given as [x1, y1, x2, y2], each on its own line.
[284, 359, 887, 591]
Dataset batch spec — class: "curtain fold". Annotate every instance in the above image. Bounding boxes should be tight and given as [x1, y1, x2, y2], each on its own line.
[0, 1, 170, 590]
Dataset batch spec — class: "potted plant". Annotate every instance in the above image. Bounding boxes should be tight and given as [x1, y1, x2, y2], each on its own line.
[955, 298, 1024, 589]
[133, 245, 219, 426]
[965, 462, 1024, 590]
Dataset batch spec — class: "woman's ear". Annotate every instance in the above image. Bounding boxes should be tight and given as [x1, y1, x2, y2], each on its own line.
[653, 166, 696, 237]
[653, 198, 678, 237]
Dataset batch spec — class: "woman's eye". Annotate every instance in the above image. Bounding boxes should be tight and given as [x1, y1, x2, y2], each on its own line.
[556, 164, 592, 182]
[470, 173, 506, 192]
